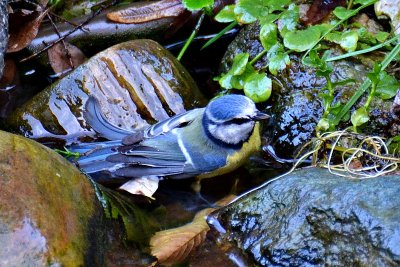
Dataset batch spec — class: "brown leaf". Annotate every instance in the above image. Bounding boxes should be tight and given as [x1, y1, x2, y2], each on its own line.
[150, 194, 237, 265]
[7, 2, 48, 53]
[107, 0, 185, 24]
[150, 208, 214, 265]
[48, 42, 86, 77]
[301, 0, 345, 25]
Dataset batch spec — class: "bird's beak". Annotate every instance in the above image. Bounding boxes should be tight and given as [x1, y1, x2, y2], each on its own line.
[252, 111, 270, 121]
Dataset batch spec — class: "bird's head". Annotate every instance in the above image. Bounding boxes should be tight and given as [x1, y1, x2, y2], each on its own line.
[203, 94, 269, 146]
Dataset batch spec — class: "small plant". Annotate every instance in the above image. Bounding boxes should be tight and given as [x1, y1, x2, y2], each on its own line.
[55, 147, 81, 159]
[202, 0, 399, 132]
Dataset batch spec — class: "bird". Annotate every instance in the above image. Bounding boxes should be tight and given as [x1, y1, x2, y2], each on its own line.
[70, 94, 269, 195]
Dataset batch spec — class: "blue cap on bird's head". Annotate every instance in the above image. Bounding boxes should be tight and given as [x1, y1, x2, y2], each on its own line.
[205, 94, 269, 123]
[203, 94, 270, 146]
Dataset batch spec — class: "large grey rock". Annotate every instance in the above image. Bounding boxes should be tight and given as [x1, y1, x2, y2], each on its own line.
[0, 0, 8, 78]
[208, 168, 400, 266]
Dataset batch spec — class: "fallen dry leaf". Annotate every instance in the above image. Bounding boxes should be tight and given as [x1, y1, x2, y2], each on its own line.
[119, 176, 159, 199]
[107, 0, 185, 24]
[48, 42, 86, 77]
[7, 2, 48, 53]
[150, 194, 237, 265]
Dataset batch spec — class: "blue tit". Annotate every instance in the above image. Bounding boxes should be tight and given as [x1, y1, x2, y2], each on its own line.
[71, 94, 269, 185]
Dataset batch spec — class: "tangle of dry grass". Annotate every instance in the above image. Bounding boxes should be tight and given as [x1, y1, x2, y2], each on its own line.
[290, 130, 400, 179]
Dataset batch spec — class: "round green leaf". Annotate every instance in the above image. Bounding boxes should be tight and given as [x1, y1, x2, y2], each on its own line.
[351, 107, 369, 127]
[260, 23, 277, 51]
[182, 0, 214, 11]
[243, 73, 272, 103]
[229, 53, 249, 76]
[215, 5, 236, 23]
[283, 26, 321, 52]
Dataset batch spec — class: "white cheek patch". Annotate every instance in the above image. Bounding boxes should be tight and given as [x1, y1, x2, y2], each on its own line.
[210, 122, 255, 145]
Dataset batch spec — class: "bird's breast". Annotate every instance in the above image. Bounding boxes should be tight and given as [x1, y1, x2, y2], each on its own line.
[197, 122, 262, 179]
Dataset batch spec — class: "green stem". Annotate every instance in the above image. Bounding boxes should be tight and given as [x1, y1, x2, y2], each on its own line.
[364, 82, 376, 109]
[347, 0, 354, 9]
[249, 49, 268, 65]
[302, 0, 378, 61]
[177, 12, 206, 61]
[201, 21, 238, 50]
[331, 42, 400, 126]
[326, 34, 400, 62]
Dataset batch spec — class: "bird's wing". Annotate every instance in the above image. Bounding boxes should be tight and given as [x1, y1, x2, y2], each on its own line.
[107, 131, 199, 179]
[84, 96, 204, 143]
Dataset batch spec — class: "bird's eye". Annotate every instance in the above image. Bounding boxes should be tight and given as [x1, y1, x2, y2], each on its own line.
[228, 118, 250, 125]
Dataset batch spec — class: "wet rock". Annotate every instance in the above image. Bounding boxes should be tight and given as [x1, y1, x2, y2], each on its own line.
[375, 0, 400, 35]
[27, 1, 187, 60]
[6, 39, 206, 145]
[0, 130, 106, 266]
[0, 0, 8, 78]
[221, 23, 400, 158]
[208, 167, 400, 266]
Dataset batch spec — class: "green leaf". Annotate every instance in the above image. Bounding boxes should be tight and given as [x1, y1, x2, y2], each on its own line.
[326, 31, 359, 52]
[267, 43, 290, 75]
[387, 135, 400, 155]
[337, 31, 359, 52]
[219, 73, 234, 89]
[234, 0, 289, 24]
[182, 0, 214, 11]
[376, 72, 400, 100]
[243, 73, 272, 103]
[278, 4, 299, 36]
[351, 107, 369, 127]
[333, 6, 354, 19]
[259, 14, 280, 25]
[260, 23, 277, 51]
[354, 0, 376, 4]
[229, 53, 249, 76]
[316, 118, 330, 132]
[283, 26, 321, 52]
[375, 31, 390, 43]
[215, 5, 236, 23]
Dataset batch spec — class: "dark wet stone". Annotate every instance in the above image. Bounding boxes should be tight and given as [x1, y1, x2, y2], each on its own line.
[220, 23, 400, 158]
[0, 0, 8, 78]
[208, 167, 400, 266]
[0, 130, 106, 266]
[6, 39, 206, 145]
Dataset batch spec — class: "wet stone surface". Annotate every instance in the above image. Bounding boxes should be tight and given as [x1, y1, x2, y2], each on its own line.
[6, 39, 206, 145]
[208, 168, 400, 266]
[0, 0, 8, 78]
[220, 23, 400, 158]
[0, 130, 106, 266]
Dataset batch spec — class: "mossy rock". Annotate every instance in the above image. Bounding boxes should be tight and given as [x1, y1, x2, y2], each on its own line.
[0, 130, 106, 266]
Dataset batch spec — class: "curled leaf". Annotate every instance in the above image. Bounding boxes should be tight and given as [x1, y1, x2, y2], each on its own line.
[119, 176, 159, 199]
[150, 194, 236, 265]
[107, 0, 185, 24]
[150, 208, 213, 265]
[48, 42, 86, 77]
[7, 3, 48, 53]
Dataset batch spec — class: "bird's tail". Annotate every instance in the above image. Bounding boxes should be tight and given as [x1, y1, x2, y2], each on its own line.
[68, 140, 128, 184]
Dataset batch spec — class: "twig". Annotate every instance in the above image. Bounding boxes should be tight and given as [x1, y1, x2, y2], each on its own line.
[20, 0, 119, 63]
[46, 13, 74, 69]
